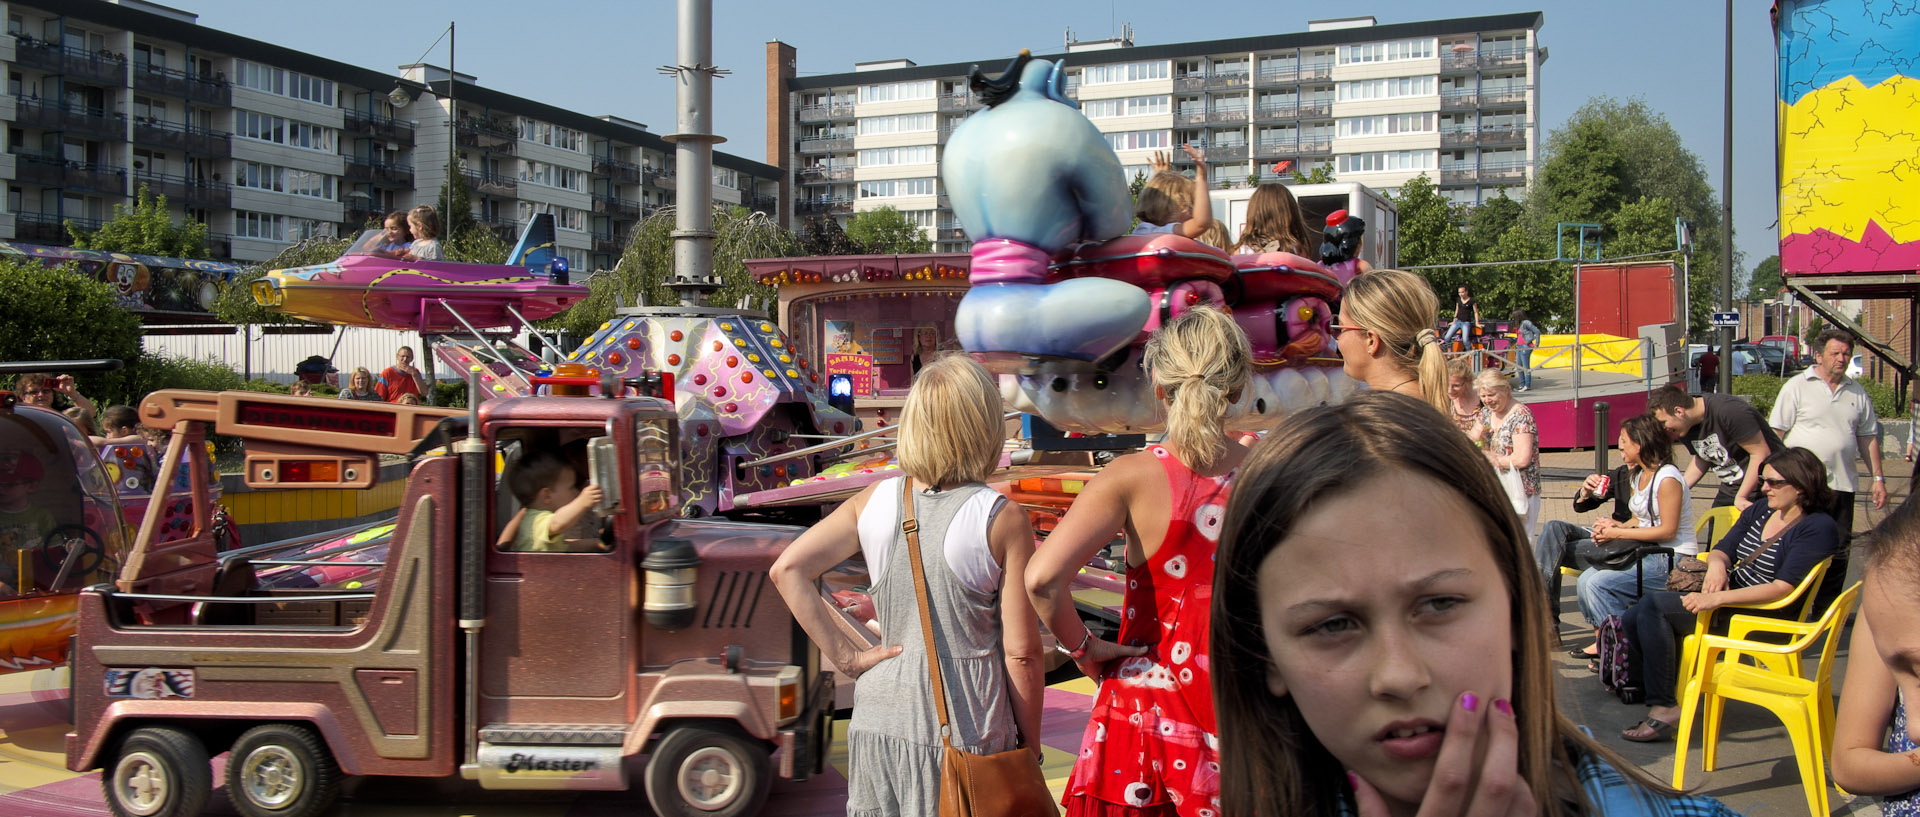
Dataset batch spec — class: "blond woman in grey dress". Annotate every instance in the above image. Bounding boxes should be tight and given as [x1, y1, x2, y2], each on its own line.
[771, 355, 1046, 816]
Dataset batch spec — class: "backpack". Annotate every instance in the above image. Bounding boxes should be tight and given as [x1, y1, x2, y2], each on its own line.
[1595, 614, 1643, 704]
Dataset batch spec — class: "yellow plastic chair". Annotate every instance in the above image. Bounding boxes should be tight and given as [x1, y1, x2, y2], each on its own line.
[1693, 505, 1743, 548]
[1674, 557, 1831, 698]
[1670, 582, 1860, 817]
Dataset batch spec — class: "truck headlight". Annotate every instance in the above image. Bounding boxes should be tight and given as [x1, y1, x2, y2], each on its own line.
[777, 665, 801, 724]
[640, 535, 700, 630]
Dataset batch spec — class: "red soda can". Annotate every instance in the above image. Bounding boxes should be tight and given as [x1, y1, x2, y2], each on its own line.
[1594, 474, 1612, 495]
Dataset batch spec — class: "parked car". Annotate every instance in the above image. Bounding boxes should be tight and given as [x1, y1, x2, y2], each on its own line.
[1737, 343, 1794, 376]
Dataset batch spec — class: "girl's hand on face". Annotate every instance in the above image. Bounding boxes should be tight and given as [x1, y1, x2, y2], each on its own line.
[1350, 692, 1535, 817]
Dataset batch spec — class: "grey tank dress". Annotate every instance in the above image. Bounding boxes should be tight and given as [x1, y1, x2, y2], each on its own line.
[846, 478, 1019, 817]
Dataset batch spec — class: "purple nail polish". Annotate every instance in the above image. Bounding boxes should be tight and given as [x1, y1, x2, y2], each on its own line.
[1494, 698, 1513, 716]
[1461, 692, 1479, 712]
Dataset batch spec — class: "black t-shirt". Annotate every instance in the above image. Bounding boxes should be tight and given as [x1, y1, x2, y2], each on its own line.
[1453, 297, 1476, 324]
[1679, 394, 1787, 506]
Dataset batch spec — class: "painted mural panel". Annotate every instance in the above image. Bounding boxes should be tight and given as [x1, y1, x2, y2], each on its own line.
[1777, 0, 1920, 275]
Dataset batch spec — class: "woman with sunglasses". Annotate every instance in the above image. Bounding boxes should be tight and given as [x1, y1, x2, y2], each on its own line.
[1616, 447, 1842, 742]
[1331, 269, 1450, 415]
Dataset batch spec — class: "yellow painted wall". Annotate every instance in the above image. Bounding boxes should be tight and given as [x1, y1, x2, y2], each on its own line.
[1531, 334, 1647, 377]
[224, 478, 405, 526]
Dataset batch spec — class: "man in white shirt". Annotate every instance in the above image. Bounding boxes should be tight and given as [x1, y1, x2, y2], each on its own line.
[1770, 329, 1885, 608]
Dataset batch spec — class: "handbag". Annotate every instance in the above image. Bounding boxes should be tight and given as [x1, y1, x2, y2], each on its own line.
[1667, 513, 1793, 594]
[900, 479, 1060, 817]
[1575, 538, 1643, 571]
[1496, 461, 1529, 515]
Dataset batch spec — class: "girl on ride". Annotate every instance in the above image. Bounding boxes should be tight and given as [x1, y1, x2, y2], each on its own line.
[1833, 489, 1920, 814]
[1211, 390, 1737, 817]
[1332, 269, 1449, 415]
[1617, 447, 1841, 742]
[769, 355, 1046, 817]
[1231, 183, 1313, 257]
[402, 205, 443, 262]
[1026, 306, 1252, 817]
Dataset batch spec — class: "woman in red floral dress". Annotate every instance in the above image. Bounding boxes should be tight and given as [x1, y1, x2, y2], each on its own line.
[1026, 306, 1253, 817]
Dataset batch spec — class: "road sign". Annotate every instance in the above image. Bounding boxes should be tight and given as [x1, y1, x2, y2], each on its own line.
[1711, 312, 1740, 327]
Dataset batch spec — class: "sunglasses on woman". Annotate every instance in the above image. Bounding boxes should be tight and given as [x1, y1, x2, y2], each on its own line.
[1761, 477, 1793, 489]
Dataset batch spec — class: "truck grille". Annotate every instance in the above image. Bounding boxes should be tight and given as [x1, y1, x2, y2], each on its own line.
[703, 570, 766, 628]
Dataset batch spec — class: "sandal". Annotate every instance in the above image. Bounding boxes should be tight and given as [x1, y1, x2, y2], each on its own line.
[1621, 718, 1676, 743]
[1567, 645, 1599, 658]
[1586, 658, 1600, 673]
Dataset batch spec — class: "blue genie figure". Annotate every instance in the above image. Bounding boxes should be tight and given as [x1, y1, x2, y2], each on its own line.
[942, 51, 1150, 372]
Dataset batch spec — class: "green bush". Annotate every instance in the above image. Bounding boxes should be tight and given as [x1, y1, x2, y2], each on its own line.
[432, 380, 469, 408]
[0, 259, 145, 401]
[237, 379, 291, 394]
[1859, 377, 1909, 420]
[112, 354, 245, 405]
[311, 383, 340, 397]
[1730, 373, 1786, 419]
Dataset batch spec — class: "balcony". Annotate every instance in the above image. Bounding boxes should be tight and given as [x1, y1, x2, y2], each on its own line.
[796, 196, 852, 215]
[1253, 103, 1296, 122]
[1297, 139, 1331, 155]
[13, 38, 126, 85]
[593, 193, 643, 218]
[132, 117, 231, 156]
[476, 214, 520, 241]
[1206, 72, 1250, 91]
[206, 233, 233, 259]
[1441, 51, 1479, 72]
[455, 116, 517, 153]
[643, 167, 676, 190]
[133, 172, 230, 209]
[1174, 111, 1209, 127]
[1479, 126, 1527, 145]
[748, 194, 779, 214]
[1440, 167, 1478, 184]
[1480, 48, 1529, 68]
[1257, 66, 1299, 86]
[463, 171, 518, 197]
[1479, 162, 1530, 183]
[797, 166, 853, 183]
[16, 211, 100, 245]
[936, 94, 977, 112]
[1253, 139, 1296, 157]
[1479, 87, 1530, 107]
[1174, 75, 1207, 92]
[797, 135, 853, 155]
[343, 110, 416, 144]
[1299, 62, 1333, 81]
[131, 63, 232, 106]
[344, 159, 414, 188]
[798, 102, 855, 122]
[591, 232, 624, 254]
[345, 201, 381, 225]
[594, 156, 644, 184]
[1209, 108, 1250, 125]
[1442, 90, 1478, 110]
[1440, 127, 1477, 147]
[14, 97, 126, 140]
[15, 154, 126, 192]
[1295, 100, 1331, 119]
[1208, 144, 1249, 160]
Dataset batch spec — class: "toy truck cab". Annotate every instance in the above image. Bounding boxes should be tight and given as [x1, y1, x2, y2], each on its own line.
[66, 389, 831, 817]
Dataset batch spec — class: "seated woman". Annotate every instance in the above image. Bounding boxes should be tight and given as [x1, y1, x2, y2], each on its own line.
[1541, 414, 1696, 661]
[1834, 493, 1920, 813]
[1211, 390, 1736, 816]
[1618, 447, 1841, 742]
[355, 211, 413, 258]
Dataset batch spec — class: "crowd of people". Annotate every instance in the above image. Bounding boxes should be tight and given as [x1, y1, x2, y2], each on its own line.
[763, 247, 1918, 817]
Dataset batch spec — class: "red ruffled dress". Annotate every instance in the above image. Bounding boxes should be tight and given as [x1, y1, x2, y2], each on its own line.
[1063, 446, 1231, 817]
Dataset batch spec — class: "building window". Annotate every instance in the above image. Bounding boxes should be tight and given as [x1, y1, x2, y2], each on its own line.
[856, 145, 936, 166]
[235, 210, 285, 241]
[1081, 95, 1171, 119]
[1336, 150, 1436, 174]
[1335, 76, 1436, 101]
[857, 177, 936, 198]
[235, 111, 336, 153]
[1336, 112, 1435, 138]
[713, 166, 738, 188]
[234, 161, 283, 192]
[234, 60, 335, 106]
[1102, 129, 1173, 152]
[517, 118, 585, 152]
[1338, 39, 1436, 65]
[288, 217, 334, 240]
[857, 113, 935, 135]
[520, 160, 586, 191]
[856, 80, 934, 104]
[1082, 60, 1171, 85]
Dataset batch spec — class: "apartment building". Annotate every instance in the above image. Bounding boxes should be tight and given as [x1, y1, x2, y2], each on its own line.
[6, 0, 781, 269]
[768, 12, 1545, 252]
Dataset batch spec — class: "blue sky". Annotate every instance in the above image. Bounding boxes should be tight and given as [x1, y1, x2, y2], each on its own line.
[177, 0, 1778, 278]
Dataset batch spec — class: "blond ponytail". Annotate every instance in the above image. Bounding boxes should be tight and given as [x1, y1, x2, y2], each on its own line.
[1340, 270, 1450, 415]
[1145, 306, 1252, 472]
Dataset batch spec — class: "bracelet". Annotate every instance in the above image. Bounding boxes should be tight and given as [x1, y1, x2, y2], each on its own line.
[1068, 629, 1094, 660]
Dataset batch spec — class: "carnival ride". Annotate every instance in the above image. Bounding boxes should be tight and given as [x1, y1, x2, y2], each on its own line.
[0, 242, 246, 324]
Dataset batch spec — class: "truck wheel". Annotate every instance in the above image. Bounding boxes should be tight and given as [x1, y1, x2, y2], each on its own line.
[644, 726, 773, 817]
[225, 723, 340, 817]
[103, 726, 211, 817]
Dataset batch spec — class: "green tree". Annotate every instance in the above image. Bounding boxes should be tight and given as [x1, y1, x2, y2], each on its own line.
[66, 184, 211, 258]
[1294, 164, 1336, 184]
[556, 206, 802, 339]
[444, 224, 509, 265]
[1473, 225, 1567, 328]
[0, 259, 145, 400]
[214, 237, 348, 326]
[1528, 118, 1627, 231]
[1466, 189, 1524, 259]
[436, 160, 478, 241]
[803, 215, 862, 255]
[1606, 196, 1681, 258]
[1389, 174, 1471, 299]
[1746, 255, 1783, 301]
[843, 206, 932, 254]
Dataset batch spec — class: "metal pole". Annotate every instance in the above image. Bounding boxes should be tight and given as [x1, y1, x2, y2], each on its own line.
[447, 21, 456, 204]
[669, 0, 721, 305]
[1594, 401, 1611, 471]
[1718, 0, 1734, 394]
[1573, 262, 1583, 399]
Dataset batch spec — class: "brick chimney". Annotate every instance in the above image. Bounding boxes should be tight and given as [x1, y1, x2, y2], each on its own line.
[766, 41, 796, 230]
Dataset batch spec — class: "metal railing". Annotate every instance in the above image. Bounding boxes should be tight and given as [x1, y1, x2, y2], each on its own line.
[799, 103, 856, 121]
[594, 156, 644, 183]
[1206, 72, 1250, 90]
[132, 171, 230, 208]
[344, 159, 414, 187]
[15, 154, 126, 192]
[797, 166, 853, 182]
[592, 193, 643, 218]
[797, 135, 853, 154]
[1256, 66, 1299, 85]
[1253, 102, 1296, 121]
[938, 227, 967, 241]
[1479, 88, 1530, 106]
[796, 197, 853, 215]
[130, 62, 231, 105]
[1296, 100, 1331, 118]
[132, 117, 231, 155]
[455, 116, 517, 152]
[463, 171, 518, 196]
[1208, 107, 1250, 124]
[936, 94, 975, 112]
[16, 211, 99, 243]
[14, 96, 125, 138]
[13, 38, 127, 84]
[343, 110, 415, 143]
[1174, 111, 1209, 126]
[1209, 143, 1249, 160]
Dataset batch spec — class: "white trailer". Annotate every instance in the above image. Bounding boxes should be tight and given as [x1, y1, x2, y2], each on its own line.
[1209, 182, 1398, 270]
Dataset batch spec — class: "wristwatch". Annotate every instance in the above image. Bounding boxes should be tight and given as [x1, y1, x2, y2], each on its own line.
[1874, 475, 1886, 482]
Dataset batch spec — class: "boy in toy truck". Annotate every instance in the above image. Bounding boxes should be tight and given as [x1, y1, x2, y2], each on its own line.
[501, 449, 606, 552]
